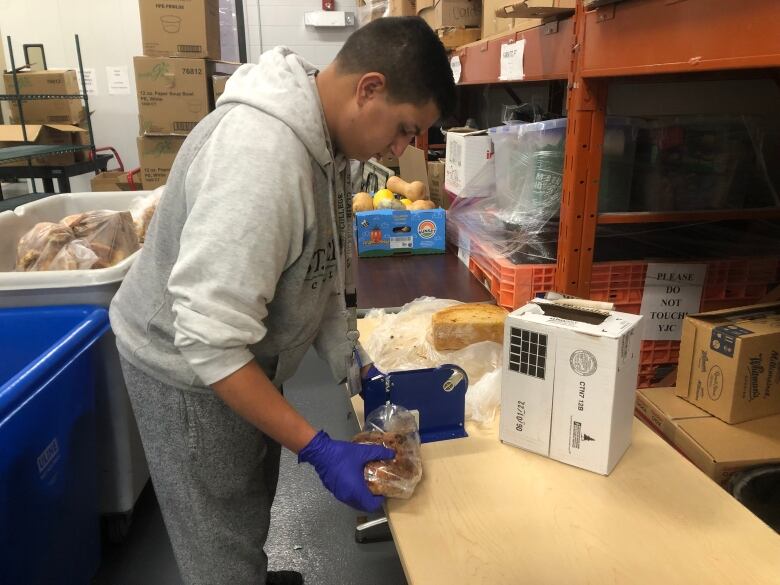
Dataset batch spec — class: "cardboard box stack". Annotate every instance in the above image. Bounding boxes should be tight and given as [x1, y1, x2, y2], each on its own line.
[1, 69, 90, 166]
[675, 303, 780, 424]
[636, 386, 780, 486]
[629, 302, 780, 487]
[2, 70, 86, 125]
[134, 0, 224, 190]
[417, 0, 482, 50]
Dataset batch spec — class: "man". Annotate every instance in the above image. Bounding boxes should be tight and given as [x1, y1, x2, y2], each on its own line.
[109, 15, 456, 585]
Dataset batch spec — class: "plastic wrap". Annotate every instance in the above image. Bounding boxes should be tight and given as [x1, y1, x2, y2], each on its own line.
[447, 114, 780, 265]
[15, 222, 98, 272]
[62, 210, 140, 269]
[352, 404, 422, 499]
[630, 115, 780, 212]
[365, 297, 503, 424]
[356, 0, 389, 27]
[129, 187, 163, 243]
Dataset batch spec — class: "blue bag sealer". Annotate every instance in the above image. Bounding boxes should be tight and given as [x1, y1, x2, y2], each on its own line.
[362, 365, 469, 443]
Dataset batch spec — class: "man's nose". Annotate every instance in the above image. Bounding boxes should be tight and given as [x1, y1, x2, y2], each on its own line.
[390, 136, 412, 158]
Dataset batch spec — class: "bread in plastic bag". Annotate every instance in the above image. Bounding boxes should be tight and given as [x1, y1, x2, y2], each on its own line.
[129, 187, 163, 242]
[364, 297, 503, 424]
[62, 210, 140, 268]
[15, 222, 101, 272]
[352, 404, 422, 499]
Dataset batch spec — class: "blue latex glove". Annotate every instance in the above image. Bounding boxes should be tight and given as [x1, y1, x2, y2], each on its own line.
[298, 430, 394, 512]
[360, 364, 383, 399]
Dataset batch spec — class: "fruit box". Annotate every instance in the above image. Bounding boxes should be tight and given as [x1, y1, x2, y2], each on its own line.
[354, 208, 446, 257]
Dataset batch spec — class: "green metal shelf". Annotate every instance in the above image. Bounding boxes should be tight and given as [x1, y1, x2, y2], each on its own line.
[0, 93, 87, 100]
[0, 144, 90, 165]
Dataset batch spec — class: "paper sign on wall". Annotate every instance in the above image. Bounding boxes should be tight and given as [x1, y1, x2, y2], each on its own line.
[106, 66, 130, 95]
[450, 56, 462, 84]
[499, 39, 525, 81]
[77, 68, 98, 95]
[639, 263, 707, 340]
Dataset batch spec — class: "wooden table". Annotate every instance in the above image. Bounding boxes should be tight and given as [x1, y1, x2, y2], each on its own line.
[355, 248, 493, 311]
[354, 319, 780, 585]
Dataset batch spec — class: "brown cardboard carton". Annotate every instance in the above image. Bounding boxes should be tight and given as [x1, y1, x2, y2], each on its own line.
[675, 413, 780, 485]
[637, 386, 780, 485]
[357, 0, 416, 22]
[210, 73, 230, 107]
[635, 386, 709, 442]
[134, 56, 210, 135]
[427, 161, 448, 209]
[676, 302, 780, 423]
[90, 171, 124, 192]
[438, 27, 481, 50]
[390, 0, 417, 15]
[139, 0, 221, 59]
[0, 124, 88, 166]
[417, 0, 481, 30]
[3, 70, 85, 124]
[137, 135, 185, 189]
[482, 0, 574, 38]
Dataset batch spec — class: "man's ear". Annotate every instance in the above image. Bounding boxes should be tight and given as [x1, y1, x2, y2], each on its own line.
[356, 72, 387, 107]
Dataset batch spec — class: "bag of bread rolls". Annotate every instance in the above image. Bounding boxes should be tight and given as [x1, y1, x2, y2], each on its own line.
[352, 404, 422, 499]
[15, 223, 99, 272]
[129, 187, 163, 243]
[61, 210, 140, 268]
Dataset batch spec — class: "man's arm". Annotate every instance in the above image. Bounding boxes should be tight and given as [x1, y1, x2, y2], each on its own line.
[211, 359, 393, 512]
[211, 360, 316, 453]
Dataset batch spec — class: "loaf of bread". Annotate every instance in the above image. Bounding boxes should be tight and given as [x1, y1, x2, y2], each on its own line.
[353, 431, 422, 498]
[431, 303, 509, 351]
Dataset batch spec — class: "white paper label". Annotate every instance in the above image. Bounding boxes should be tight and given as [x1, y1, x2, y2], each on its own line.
[639, 263, 707, 340]
[499, 39, 525, 81]
[106, 66, 130, 95]
[450, 55, 462, 84]
[80, 68, 97, 95]
[390, 236, 413, 249]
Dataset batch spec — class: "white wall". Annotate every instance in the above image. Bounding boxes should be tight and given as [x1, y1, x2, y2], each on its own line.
[0, 0, 354, 192]
[246, 0, 356, 69]
[1, 0, 143, 192]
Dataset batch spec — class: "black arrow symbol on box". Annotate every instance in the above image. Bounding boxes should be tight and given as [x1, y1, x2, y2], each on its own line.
[583, 434, 596, 441]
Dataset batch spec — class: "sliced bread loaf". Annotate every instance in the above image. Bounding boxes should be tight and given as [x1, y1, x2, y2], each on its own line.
[431, 303, 509, 351]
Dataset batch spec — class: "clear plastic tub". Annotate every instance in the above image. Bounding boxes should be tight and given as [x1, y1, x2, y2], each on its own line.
[0, 192, 150, 527]
[489, 117, 640, 215]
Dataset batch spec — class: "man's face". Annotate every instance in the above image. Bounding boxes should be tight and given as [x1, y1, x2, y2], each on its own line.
[339, 75, 440, 162]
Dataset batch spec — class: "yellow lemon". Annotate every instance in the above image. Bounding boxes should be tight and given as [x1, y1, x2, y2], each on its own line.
[373, 189, 395, 209]
[400, 198, 413, 209]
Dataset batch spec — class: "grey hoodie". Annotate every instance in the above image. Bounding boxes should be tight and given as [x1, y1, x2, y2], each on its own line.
[110, 47, 367, 392]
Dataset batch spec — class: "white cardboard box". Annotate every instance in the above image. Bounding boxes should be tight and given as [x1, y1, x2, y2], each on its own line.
[499, 300, 643, 475]
[444, 129, 493, 197]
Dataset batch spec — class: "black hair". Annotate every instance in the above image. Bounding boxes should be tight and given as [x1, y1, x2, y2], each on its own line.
[334, 16, 456, 120]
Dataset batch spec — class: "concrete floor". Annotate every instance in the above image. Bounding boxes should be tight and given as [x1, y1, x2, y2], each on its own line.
[94, 349, 407, 585]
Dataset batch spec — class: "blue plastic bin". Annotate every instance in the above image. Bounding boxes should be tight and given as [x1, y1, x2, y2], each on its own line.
[0, 305, 109, 585]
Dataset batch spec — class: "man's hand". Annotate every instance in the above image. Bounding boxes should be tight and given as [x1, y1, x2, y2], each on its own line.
[298, 430, 394, 512]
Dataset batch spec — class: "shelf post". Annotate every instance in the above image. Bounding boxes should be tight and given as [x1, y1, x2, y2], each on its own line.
[555, 0, 607, 297]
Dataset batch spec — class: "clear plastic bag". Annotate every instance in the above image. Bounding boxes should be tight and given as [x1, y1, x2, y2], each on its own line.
[352, 404, 422, 499]
[365, 297, 503, 424]
[129, 187, 163, 243]
[356, 0, 389, 26]
[61, 210, 140, 268]
[15, 222, 100, 272]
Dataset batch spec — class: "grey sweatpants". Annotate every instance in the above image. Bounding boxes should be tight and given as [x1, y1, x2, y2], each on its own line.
[120, 357, 281, 585]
